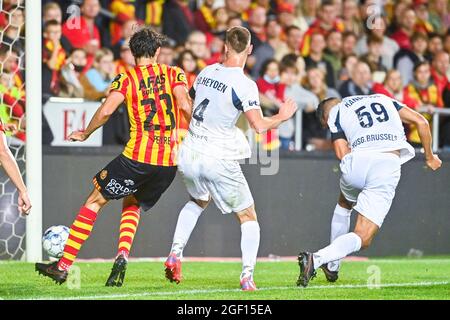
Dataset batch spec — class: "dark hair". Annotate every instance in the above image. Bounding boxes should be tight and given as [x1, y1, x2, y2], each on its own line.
[280, 53, 299, 67]
[320, 0, 334, 8]
[285, 25, 301, 36]
[259, 58, 278, 77]
[316, 97, 339, 121]
[129, 27, 166, 59]
[342, 31, 357, 40]
[367, 33, 383, 45]
[225, 26, 251, 53]
[44, 19, 60, 31]
[413, 60, 430, 73]
[411, 32, 428, 43]
[177, 49, 198, 73]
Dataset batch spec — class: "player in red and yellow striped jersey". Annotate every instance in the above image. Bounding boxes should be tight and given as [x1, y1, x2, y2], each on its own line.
[35, 27, 193, 286]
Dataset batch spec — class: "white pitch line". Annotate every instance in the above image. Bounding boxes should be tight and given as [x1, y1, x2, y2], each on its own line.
[23, 281, 450, 300]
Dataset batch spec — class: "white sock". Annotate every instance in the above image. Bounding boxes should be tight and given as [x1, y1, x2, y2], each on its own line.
[328, 204, 352, 271]
[240, 221, 260, 279]
[313, 232, 362, 270]
[170, 201, 204, 258]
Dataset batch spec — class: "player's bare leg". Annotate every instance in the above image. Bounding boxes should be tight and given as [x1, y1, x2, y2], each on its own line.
[165, 197, 210, 284]
[298, 212, 378, 287]
[320, 193, 354, 282]
[235, 205, 260, 291]
[35, 188, 109, 284]
[106, 195, 141, 287]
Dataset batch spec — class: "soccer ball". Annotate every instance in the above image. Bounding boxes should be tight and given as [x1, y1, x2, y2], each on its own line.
[42, 225, 69, 259]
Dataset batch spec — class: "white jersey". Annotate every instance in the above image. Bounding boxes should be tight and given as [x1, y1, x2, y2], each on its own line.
[328, 94, 415, 164]
[182, 63, 261, 160]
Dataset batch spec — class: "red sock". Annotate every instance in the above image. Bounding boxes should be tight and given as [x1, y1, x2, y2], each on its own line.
[58, 206, 97, 271]
[117, 205, 140, 260]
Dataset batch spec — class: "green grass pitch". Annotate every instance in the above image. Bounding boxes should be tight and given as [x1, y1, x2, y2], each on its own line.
[1, 257, 449, 300]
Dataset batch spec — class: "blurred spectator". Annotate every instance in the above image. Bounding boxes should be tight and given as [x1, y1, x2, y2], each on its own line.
[277, 3, 297, 30]
[2, 7, 25, 54]
[0, 72, 25, 142]
[342, 31, 357, 58]
[43, 2, 62, 23]
[280, 61, 319, 150]
[403, 61, 443, 146]
[194, 0, 215, 34]
[431, 51, 450, 96]
[338, 53, 358, 84]
[225, 0, 252, 22]
[0, 47, 23, 94]
[177, 50, 198, 89]
[360, 34, 388, 82]
[391, 7, 417, 50]
[157, 39, 176, 66]
[394, 32, 429, 86]
[162, 0, 195, 45]
[301, 0, 319, 26]
[251, 17, 283, 79]
[413, 0, 434, 34]
[355, 15, 399, 70]
[429, 0, 450, 34]
[114, 39, 135, 74]
[212, 7, 229, 33]
[256, 59, 284, 150]
[227, 14, 243, 29]
[275, 26, 302, 61]
[339, 60, 373, 97]
[110, 0, 136, 45]
[42, 20, 66, 98]
[247, 6, 267, 51]
[428, 33, 444, 59]
[111, 19, 138, 60]
[302, 67, 338, 150]
[342, 0, 363, 37]
[185, 31, 209, 70]
[372, 69, 406, 102]
[80, 48, 115, 101]
[59, 48, 87, 98]
[300, 0, 344, 57]
[62, 0, 101, 70]
[304, 32, 336, 88]
[324, 30, 343, 86]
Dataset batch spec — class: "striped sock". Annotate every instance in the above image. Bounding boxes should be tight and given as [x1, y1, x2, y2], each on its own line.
[58, 206, 97, 271]
[117, 205, 140, 260]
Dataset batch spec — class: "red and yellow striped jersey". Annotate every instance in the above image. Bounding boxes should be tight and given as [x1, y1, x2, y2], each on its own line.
[110, 63, 187, 166]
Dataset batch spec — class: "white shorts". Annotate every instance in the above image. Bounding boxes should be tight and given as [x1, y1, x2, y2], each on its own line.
[177, 145, 254, 214]
[339, 152, 401, 227]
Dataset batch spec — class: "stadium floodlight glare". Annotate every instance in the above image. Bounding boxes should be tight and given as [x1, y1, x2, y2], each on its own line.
[25, 0, 42, 262]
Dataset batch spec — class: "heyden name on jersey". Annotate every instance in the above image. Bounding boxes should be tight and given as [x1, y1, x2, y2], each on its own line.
[183, 63, 261, 160]
[328, 94, 415, 164]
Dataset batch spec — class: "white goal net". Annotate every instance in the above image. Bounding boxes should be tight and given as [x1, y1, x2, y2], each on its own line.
[0, 0, 26, 260]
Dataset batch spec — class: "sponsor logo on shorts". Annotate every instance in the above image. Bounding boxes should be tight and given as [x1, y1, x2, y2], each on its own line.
[100, 170, 108, 180]
[105, 179, 137, 196]
[124, 179, 135, 186]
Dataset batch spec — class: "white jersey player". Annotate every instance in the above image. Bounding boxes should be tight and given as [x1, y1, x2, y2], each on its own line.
[297, 94, 442, 287]
[164, 26, 297, 291]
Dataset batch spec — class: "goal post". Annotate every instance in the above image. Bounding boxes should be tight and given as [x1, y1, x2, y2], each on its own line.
[25, 0, 42, 262]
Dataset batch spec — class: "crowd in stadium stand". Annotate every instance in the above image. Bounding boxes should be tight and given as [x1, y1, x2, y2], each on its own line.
[38, 0, 450, 150]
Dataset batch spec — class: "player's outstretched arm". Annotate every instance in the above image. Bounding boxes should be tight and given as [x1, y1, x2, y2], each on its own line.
[245, 98, 298, 134]
[398, 106, 442, 171]
[173, 85, 193, 123]
[69, 92, 125, 142]
[0, 129, 31, 215]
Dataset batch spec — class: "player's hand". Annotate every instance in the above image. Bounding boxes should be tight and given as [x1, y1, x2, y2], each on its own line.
[278, 98, 298, 121]
[426, 154, 442, 171]
[68, 131, 88, 142]
[4, 123, 18, 135]
[18, 191, 31, 215]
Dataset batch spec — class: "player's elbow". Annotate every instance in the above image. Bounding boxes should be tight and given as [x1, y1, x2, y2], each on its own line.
[415, 115, 430, 129]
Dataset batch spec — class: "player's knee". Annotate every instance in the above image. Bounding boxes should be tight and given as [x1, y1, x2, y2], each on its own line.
[354, 230, 372, 249]
[192, 197, 210, 209]
[85, 189, 108, 209]
[236, 206, 257, 224]
[338, 194, 353, 210]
